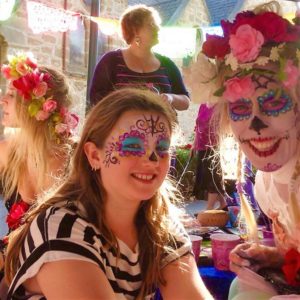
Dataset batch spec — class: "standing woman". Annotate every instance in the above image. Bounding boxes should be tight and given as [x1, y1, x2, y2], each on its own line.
[0, 53, 79, 246]
[89, 4, 190, 111]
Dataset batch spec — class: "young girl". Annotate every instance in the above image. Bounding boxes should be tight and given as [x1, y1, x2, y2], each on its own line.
[0, 54, 78, 273]
[5, 88, 212, 299]
[191, 1, 300, 298]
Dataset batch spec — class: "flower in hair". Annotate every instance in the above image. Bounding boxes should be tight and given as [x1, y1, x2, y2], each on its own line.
[192, 10, 300, 104]
[1, 53, 79, 142]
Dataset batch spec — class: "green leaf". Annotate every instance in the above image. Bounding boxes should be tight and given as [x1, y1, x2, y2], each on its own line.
[213, 86, 225, 97]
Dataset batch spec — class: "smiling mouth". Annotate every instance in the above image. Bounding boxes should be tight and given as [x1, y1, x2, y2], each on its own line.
[240, 135, 288, 157]
[132, 173, 156, 183]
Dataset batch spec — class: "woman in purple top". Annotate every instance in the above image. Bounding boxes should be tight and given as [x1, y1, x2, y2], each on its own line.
[89, 4, 190, 111]
[193, 103, 227, 210]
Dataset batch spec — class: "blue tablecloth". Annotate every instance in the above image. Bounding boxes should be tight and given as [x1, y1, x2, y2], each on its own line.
[199, 266, 236, 300]
[154, 266, 236, 300]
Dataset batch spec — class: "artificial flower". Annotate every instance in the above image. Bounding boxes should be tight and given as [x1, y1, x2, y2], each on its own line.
[224, 76, 255, 102]
[33, 81, 48, 98]
[1, 65, 12, 80]
[55, 123, 68, 134]
[282, 59, 300, 88]
[229, 24, 264, 63]
[282, 248, 300, 286]
[43, 99, 57, 113]
[15, 61, 29, 76]
[6, 200, 30, 230]
[185, 53, 220, 104]
[202, 35, 230, 59]
[35, 110, 50, 121]
[64, 112, 79, 130]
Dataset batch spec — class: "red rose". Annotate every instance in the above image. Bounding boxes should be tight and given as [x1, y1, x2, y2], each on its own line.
[255, 12, 288, 42]
[202, 35, 230, 59]
[6, 200, 30, 230]
[227, 11, 257, 35]
[282, 248, 300, 286]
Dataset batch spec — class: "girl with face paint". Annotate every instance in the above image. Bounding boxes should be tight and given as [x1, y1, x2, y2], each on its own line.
[5, 88, 212, 300]
[189, 1, 300, 298]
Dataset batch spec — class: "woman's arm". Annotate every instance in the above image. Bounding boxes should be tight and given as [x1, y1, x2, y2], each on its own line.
[159, 254, 213, 300]
[160, 93, 190, 111]
[25, 260, 116, 300]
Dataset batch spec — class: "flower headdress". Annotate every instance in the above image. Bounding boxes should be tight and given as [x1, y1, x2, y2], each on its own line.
[189, 8, 300, 104]
[1, 53, 79, 142]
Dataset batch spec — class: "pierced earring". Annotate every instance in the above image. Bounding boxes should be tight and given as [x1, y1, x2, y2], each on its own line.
[91, 165, 99, 171]
[135, 37, 141, 47]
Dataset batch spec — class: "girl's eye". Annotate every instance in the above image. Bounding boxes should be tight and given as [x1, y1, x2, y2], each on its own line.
[156, 139, 170, 153]
[229, 99, 252, 116]
[258, 90, 293, 115]
[121, 137, 144, 152]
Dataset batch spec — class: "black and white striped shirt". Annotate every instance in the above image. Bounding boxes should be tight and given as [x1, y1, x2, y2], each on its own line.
[7, 202, 191, 299]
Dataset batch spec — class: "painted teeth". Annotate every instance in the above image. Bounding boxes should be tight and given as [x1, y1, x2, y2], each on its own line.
[249, 140, 277, 151]
[134, 174, 154, 180]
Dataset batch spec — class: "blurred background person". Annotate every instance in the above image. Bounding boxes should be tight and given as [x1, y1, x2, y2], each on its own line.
[89, 4, 190, 111]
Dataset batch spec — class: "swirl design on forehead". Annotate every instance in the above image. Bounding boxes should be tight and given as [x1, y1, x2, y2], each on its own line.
[136, 115, 167, 136]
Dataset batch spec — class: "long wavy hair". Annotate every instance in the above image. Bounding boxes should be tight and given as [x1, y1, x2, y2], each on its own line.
[6, 88, 181, 299]
[1, 67, 73, 202]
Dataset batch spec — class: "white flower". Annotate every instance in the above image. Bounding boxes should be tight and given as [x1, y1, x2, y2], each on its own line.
[225, 53, 238, 71]
[270, 46, 280, 61]
[184, 53, 219, 104]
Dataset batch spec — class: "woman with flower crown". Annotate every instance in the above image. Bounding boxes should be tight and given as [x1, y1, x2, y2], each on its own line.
[0, 54, 79, 294]
[189, 1, 300, 298]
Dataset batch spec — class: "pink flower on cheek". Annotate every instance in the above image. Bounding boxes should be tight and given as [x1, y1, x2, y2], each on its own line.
[35, 110, 50, 121]
[224, 76, 255, 102]
[16, 62, 29, 76]
[283, 60, 299, 89]
[229, 24, 264, 63]
[43, 99, 57, 113]
[33, 81, 48, 98]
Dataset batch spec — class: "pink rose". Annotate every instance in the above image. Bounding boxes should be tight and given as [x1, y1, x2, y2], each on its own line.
[43, 99, 57, 113]
[64, 112, 79, 130]
[283, 60, 300, 89]
[55, 123, 68, 134]
[33, 81, 48, 98]
[1, 65, 12, 79]
[16, 62, 29, 76]
[224, 76, 255, 102]
[25, 57, 37, 69]
[35, 110, 50, 121]
[229, 24, 264, 63]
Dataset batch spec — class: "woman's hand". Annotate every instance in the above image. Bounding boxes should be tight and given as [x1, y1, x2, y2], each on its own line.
[229, 242, 284, 274]
[160, 93, 190, 110]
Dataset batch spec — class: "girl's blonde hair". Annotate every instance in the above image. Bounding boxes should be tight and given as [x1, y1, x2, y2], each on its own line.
[1, 67, 73, 202]
[6, 88, 181, 299]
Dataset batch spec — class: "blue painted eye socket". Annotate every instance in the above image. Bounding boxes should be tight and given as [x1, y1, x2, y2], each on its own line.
[229, 98, 252, 121]
[258, 90, 293, 116]
[156, 139, 170, 157]
[121, 137, 145, 152]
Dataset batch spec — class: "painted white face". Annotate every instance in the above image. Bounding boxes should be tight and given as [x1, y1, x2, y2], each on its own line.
[0, 85, 18, 128]
[99, 110, 171, 203]
[228, 76, 299, 172]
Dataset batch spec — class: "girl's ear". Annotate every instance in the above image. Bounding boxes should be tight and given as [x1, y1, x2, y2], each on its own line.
[84, 142, 102, 171]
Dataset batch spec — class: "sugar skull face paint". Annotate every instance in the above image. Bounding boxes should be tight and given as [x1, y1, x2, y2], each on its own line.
[103, 113, 170, 167]
[99, 110, 171, 203]
[229, 79, 299, 172]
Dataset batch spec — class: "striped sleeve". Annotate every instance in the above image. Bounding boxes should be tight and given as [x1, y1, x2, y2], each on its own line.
[161, 218, 192, 268]
[8, 206, 104, 298]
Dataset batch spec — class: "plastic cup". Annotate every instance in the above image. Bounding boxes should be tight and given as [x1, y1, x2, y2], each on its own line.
[189, 235, 203, 263]
[210, 233, 241, 271]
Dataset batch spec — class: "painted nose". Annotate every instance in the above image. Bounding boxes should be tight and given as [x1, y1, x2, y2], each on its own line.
[149, 151, 158, 162]
[249, 116, 268, 135]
